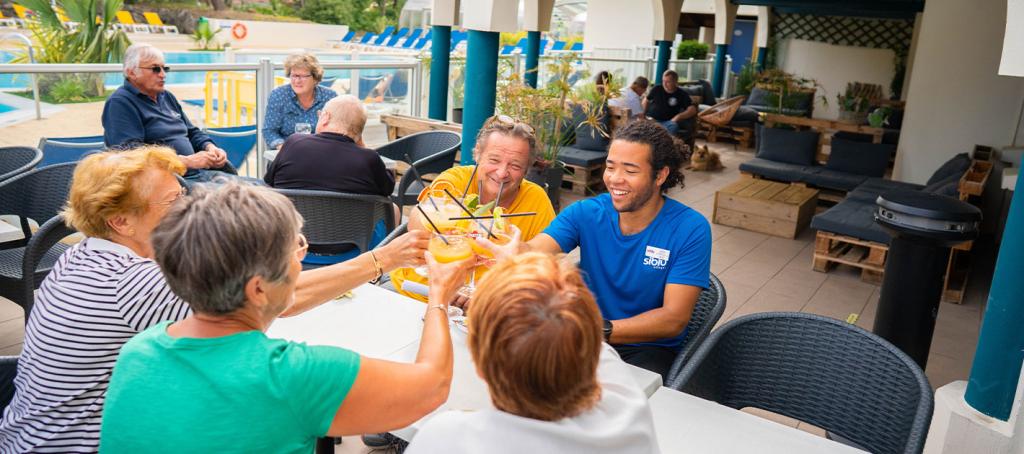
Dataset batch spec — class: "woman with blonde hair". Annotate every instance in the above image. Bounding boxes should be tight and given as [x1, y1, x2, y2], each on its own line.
[407, 252, 660, 454]
[263, 53, 338, 149]
[0, 145, 429, 452]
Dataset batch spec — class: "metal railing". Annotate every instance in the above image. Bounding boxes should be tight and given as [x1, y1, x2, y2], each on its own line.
[0, 58, 422, 177]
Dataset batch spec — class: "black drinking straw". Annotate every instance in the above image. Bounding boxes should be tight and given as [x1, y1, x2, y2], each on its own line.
[461, 164, 478, 202]
[450, 212, 536, 220]
[415, 204, 449, 245]
[442, 188, 496, 239]
[405, 153, 439, 211]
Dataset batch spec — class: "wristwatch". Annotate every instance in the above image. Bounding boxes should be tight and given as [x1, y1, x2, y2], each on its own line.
[603, 319, 613, 342]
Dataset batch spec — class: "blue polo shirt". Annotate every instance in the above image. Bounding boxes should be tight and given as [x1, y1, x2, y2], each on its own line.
[263, 84, 337, 149]
[543, 194, 712, 348]
[102, 80, 213, 176]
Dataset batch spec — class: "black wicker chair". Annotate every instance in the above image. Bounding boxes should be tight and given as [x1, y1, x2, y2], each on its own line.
[665, 273, 726, 383]
[0, 162, 77, 249]
[375, 131, 461, 220]
[0, 355, 17, 412]
[0, 147, 42, 183]
[671, 312, 933, 454]
[275, 189, 396, 270]
[0, 215, 77, 322]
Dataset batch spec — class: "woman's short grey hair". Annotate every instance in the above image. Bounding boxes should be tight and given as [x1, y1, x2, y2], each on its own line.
[151, 181, 303, 315]
[123, 43, 164, 79]
[284, 53, 324, 82]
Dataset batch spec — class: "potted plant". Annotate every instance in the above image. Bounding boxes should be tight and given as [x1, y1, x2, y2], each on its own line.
[572, 75, 621, 151]
[836, 82, 882, 124]
[450, 59, 465, 123]
[867, 106, 893, 128]
[751, 69, 823, 117]
[495, 53, 579, 209]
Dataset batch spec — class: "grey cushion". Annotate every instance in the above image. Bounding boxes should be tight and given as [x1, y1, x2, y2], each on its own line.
[746, 87, 773, 107]
[922, 172, 962, 197]
[848, 177, 924, 203]
[738, 158, 816, 183]
[757, 127, 820, 166]
[811, 198, 892, 245]
[802, 168, 868, 192]
[729, 106, 760, 125]
[825, 138, 894, 178]
[926, 153, 971, 186]
[559, 146, 607, 167]
[575, 123, 610, 151]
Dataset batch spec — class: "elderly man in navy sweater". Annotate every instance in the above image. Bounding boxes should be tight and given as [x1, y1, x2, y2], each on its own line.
[102, 43, 233, 182]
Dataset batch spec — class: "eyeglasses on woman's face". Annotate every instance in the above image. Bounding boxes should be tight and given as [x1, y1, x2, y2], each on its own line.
[290, 73, 314, 81]
[150, 186, 186, 208]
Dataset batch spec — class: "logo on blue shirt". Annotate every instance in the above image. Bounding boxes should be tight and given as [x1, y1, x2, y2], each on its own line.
[643, 245, 670, 270]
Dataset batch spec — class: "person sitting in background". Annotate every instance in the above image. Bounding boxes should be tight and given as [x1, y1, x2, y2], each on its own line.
[100, 181, 472, 451]
[611, 76, 650, 119]
[102, 43, 234, 183]
[263, 53, 337, 149]
[264, 95, 392, 196]
[265, 95, 396, 265]
[407, 252, 659, 454]
[478, 120, 711, 380]
[389, 115, 556, 303]
[0, 146, 429, 452]
[594, 70, 612, 95]
[643, 69, 697, 148]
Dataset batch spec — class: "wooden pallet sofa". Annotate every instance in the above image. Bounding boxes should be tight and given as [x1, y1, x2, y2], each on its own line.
[809, 152, 991, 302]
[556, 105, 632, 195]
[738, 116, 895, 203]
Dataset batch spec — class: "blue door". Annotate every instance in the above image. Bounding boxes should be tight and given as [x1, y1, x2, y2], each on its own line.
[730, 20, 756, 73]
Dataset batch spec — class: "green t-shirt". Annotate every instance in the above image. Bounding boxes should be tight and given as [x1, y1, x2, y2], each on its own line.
[100, 321, 361, 453]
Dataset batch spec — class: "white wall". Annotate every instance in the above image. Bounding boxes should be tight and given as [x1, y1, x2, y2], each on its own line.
[582, 0, 656, 50]
[210, 19, 347, 49]
[777, 38, 896, 120]
[895, 0, 1024, 183]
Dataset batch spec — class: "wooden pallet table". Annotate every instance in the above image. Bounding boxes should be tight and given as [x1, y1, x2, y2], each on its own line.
[713, 179, 819, 238]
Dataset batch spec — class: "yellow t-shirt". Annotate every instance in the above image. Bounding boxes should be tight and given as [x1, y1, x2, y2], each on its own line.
[390, 165, 557, 302]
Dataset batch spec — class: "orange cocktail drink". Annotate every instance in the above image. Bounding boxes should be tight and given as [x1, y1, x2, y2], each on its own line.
[428, 234, 473, 263]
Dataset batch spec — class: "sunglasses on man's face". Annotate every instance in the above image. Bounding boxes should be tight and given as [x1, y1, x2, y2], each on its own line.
[143, 65, 171, 74]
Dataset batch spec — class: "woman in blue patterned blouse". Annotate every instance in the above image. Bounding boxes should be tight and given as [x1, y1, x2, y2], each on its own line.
[263, 53, 337, 149]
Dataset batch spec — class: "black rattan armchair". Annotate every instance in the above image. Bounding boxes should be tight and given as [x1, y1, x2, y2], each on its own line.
[0, 215, 77, 322]
[671, 311, 933, 454]
[0, 147, 42, 183]
[375, 131, 460, 220]
[0, 355, 17, 412]
[665, 273, 726, 383]
[275, 189, 396, 269]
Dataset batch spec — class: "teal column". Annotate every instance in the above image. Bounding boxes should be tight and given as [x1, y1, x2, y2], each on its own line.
[460, 30, 499, 165]
[428, 25, 452, 121]
[712, 44, 728, 97]
[524, 30, 541, 88]
[654, 40, 672, 85]
[965, 186, 1024, 420]
[756, 47, 767, 72]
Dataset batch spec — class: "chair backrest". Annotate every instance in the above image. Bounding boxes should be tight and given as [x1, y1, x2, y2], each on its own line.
[340, 30, 356, 42]
[665, 273, 726, 383]
[673, 312, 933, 454]
[552, 41, 567, 51]
[359, 32, 376, 44]
[413, 38, 430, 50]
[274, 189, 395, 254]
[142, 11, 164, 26]
[569, 42, 583, 51]
[377, 131, 461, 205]
[12, 4, 32, 20]
[207, 125, 257, 169]
[37, 136, 105, 167]
[0, 147, 42, 183]
[0, 355, 17, 413]
[115, 10, 136, 24]
[0, 162, 78, 233]
[385, 27, 408, 46]
[20, 215, 78, 319]
[401, 29, 423, 48]
[374, 25, 395, 45]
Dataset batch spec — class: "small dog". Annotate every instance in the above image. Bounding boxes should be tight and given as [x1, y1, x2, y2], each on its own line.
[686, 145, 724, 171]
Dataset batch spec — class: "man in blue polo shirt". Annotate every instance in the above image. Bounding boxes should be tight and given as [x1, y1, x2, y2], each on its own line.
[102, 43, 232, 182]
[483, 120, 711, 379]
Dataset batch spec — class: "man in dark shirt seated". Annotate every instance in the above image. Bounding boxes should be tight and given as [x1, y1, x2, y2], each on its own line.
[102, 43, 235, 183]
[263, 95, 394, 196]
[643, 69, 697, 148]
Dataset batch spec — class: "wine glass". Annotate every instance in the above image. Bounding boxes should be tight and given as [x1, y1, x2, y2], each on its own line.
[294, 122, 312, 134]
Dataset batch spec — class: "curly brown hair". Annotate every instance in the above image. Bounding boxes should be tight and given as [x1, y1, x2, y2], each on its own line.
[612, 120, 686, 192]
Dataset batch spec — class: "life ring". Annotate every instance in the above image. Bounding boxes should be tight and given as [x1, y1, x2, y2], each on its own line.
[231, 22, 247, 40]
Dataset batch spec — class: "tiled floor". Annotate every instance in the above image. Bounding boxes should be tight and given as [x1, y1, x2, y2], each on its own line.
[0, 139, 988, 452]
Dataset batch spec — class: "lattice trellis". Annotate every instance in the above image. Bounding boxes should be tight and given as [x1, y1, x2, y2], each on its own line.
[772, 12, 915, 56]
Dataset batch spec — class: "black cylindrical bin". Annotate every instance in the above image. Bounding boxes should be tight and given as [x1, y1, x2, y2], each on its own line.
[872, 190, 981, 368]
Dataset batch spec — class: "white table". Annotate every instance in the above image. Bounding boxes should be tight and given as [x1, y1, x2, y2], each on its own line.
[649, 387, 867, 453]
[263, 148, 397, 172]
[266, 283, 662, 440]
[0, 219, 24, 243]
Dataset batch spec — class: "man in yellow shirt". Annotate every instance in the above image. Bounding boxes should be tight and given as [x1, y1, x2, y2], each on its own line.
[390, 115, 556, 301]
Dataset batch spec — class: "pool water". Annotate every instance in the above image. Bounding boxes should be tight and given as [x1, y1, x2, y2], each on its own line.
[0, 103, 14, 114]
[0, 51, 403, 92]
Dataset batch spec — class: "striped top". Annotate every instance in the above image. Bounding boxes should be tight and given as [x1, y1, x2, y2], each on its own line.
[0, 238, 190, 453]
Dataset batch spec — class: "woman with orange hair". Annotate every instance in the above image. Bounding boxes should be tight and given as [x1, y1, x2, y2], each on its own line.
[406, 252, 659, 453]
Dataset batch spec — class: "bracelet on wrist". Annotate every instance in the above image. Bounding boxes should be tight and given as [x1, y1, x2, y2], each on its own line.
[368, 250, 384, 283]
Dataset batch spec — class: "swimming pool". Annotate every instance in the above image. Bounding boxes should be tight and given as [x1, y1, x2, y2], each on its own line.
[0, 51, 403, 91]
[0, 103, 15, 114]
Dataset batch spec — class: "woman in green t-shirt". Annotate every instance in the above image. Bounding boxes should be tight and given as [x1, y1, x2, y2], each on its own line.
[100, 181, 473, 453]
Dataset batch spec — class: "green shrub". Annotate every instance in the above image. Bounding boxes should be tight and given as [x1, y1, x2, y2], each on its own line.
[676, 40, 709, 60]
[49, 77, 87, 103]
